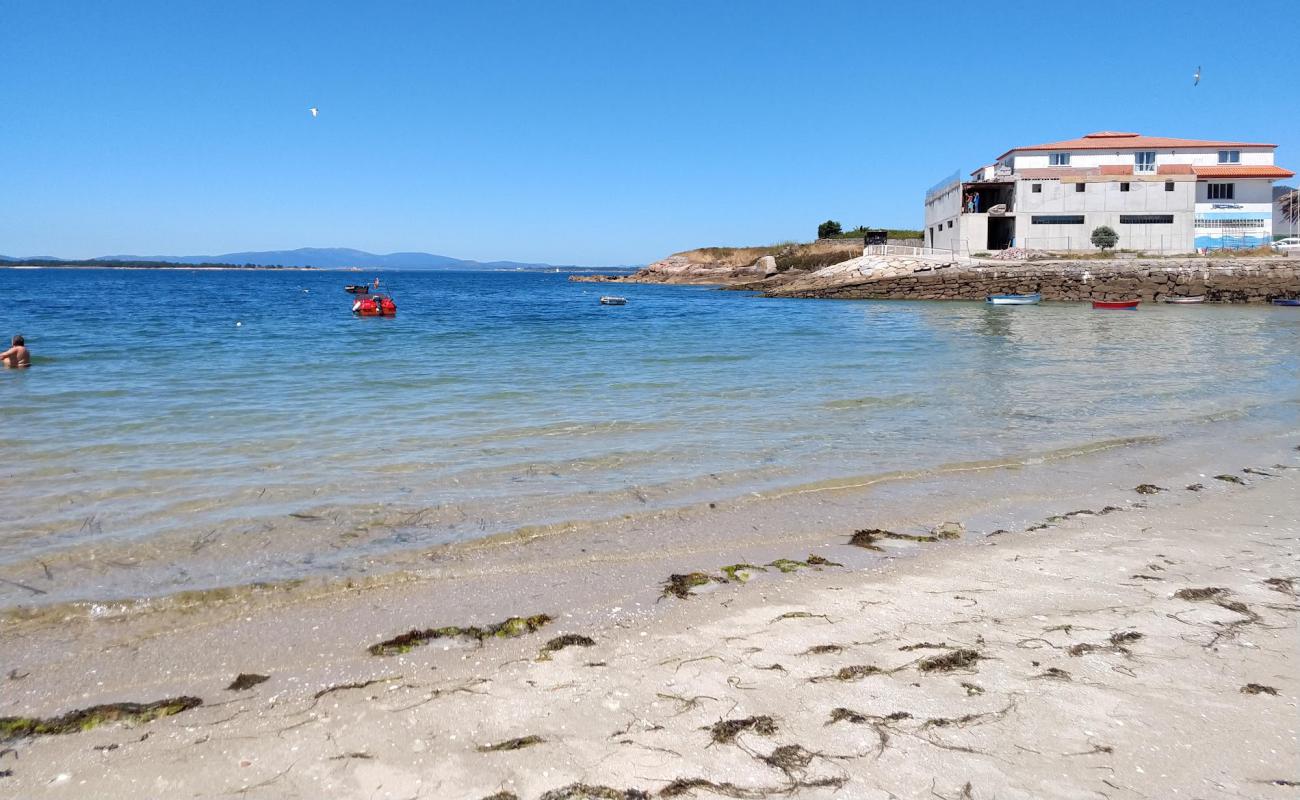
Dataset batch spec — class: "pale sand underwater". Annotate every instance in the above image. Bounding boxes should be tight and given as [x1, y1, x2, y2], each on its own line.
[1, 436, 1296, 798]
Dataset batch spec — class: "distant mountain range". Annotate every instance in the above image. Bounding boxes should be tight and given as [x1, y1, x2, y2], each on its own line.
[0, 247, 621, 271]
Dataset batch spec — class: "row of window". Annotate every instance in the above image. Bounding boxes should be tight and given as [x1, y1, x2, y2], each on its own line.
[1030, 214, 1176, 225]
[1194, 218, 1266, 230]
[1029, 181, 1231, 196]
[1045, 150, 1241, 167]
[1031, 181, 1179, 193]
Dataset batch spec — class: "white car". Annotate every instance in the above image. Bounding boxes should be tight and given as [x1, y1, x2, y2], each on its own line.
[1273, 237, 1300, 252]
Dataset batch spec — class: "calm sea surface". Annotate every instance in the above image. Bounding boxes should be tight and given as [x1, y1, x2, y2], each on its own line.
[2, 268, 1298, 606]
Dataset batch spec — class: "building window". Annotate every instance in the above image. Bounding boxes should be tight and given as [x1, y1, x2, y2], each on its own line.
[1207, 183, 1235, 200]
[1218, 150, 1240, 164]
[1075, 183, 1086, 193]
[1165, 181, 1175, 192]
[1049, 153, 1071, 166]
[1031, 215, 1086, 225]
[1120, 182, 1130, 192]
[947, 220, 953, 229]
[1119, 214, 1174, 224]
[1135, 151, 1156, 173]
[1195, 217, 1266, 230]
[1031, 183, 1042, 193]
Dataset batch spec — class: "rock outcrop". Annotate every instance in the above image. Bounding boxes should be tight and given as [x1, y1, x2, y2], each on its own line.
[570, 255, 764, 285]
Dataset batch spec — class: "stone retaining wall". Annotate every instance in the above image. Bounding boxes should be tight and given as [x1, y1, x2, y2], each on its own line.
[768, 259, 1300, 303]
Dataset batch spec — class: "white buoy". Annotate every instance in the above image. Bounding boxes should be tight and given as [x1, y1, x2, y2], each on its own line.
[236, 321, 242, 327]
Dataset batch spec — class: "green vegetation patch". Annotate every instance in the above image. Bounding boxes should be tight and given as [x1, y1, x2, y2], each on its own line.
[720, 563, 767, 582]
[0, 696, 202, 742]
[369, 613, 553, 656]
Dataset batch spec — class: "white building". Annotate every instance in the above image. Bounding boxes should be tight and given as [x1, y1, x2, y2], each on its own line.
[924, 131, 1294, 254]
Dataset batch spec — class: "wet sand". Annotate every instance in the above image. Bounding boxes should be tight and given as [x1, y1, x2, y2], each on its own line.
[1, 444, 1297, 798]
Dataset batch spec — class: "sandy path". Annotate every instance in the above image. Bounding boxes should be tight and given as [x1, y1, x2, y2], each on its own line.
[1, 465, 1296, 799]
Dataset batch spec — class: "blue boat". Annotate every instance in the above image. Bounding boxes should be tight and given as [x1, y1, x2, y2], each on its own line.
[1272, 298, 1300, 306]
[986, 293, 1041, 305]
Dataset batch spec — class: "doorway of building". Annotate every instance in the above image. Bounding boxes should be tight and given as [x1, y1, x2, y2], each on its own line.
[988, 217, 1015, 250]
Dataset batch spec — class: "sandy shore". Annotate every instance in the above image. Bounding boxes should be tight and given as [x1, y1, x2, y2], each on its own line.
[1, 446, 1297, 798]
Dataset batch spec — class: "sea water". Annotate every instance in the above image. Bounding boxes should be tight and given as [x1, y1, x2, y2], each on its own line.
[1, 268, 1297, 607]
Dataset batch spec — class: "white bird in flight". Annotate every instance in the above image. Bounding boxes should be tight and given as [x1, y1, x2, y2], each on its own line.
[309, 107, 319, 118]
[1193, 66, 1201, 86]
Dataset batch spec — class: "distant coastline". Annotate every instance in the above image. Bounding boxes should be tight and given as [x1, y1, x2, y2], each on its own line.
[2, 259, 314, 270]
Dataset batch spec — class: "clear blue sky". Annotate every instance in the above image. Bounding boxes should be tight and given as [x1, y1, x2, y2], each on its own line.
[2, 0, 1297, 265]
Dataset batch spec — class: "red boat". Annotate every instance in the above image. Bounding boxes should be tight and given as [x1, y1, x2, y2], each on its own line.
[352, 294, 397, 317]
[1092, 300, 1140, 310]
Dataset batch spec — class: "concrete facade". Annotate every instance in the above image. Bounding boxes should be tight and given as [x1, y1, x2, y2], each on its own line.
[924, 132, 1294, 254]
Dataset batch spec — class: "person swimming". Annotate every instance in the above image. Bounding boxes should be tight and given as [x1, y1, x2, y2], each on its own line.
[1, 335, 31, 368]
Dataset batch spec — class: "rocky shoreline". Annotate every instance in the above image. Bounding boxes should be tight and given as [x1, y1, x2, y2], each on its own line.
[576, 251, 1300, 303]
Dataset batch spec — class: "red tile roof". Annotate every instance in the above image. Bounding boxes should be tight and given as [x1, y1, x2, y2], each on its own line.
[1192, 165, 1294, 178]
[999, 131, 1276, 160]
[1158, 164, 1195, 174]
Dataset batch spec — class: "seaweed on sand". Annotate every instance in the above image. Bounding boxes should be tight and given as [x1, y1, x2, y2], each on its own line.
[917, 649, 982, 673]
[849, 528, 937, 548]
[1186, 483, 1204, 492]
[538, 785, 651, 800]
[479, 793, 520, 800]
[477, 735, 545, 752]
[226, 673, 269, 691]
[1241, 684, 1278, 695]
[1134, 484, 1165, 495]
[800, 644, 843, 655]
[0, 697, 202, 742]
[708, 715, 777, 744]
[1174, 587, 1229, 601]
[659, 775, 845, 798]
[810, 664, 883, 683]
[932, 522, 964, 539]
[720, 564, 767, 582]
[1213, 474, 1247, 485]
[804, 555, 843, 567]
[765, 559, 809, 573]
[1263, 577, 1295, 596]
[661, 572, 721, 599]
[537, 634, 596, 661]
[369, 614, 552, 656]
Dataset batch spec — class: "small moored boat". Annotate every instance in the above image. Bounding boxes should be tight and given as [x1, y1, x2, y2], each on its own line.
[1272, 298, 1300, 306]
[1092, 300, 1140, 310]
[345, 285, 370, 294]
[1163, 296, 1205, 304]
[986, 293, 1041, 305]
[599, 296, 627, 306]
[353, 294, 397, 316]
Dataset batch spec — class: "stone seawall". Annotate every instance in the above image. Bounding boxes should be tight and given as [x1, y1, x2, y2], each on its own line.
[765, 258, 1300, 303]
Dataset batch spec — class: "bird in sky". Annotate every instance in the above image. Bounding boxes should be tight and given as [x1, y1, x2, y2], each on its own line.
[1193, 66, 1201, 86]
[309, 107, 319, 118]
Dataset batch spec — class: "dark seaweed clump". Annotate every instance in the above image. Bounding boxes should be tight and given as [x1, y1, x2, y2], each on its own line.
[537, 634, 596, 661]
[1174, 587, 1228, 601]
[0, 697, 202, 742]
[917, 649, 982, 673]
[1134, 484, 1165, 495]
[661, 572, 720, 599]
[708, 715, 777, 744]
[226, 673, 269, 691]
[1241, 683, 1278, 696]
[538, 785, 650, 800]
[477, 734, 545, 752]
[369, 614, 552, 656]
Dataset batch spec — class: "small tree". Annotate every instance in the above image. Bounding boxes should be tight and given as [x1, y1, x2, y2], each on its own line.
[1091, 225, 1118, 251]
[817, 220, 843, 239]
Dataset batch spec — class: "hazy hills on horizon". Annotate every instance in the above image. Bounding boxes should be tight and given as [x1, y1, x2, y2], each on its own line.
[0, 247, 631, 271]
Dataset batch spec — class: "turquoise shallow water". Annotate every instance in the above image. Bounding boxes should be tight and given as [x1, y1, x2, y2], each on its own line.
[1, 267, 1298, 605]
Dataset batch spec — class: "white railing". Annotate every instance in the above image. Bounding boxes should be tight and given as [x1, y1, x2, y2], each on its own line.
[864, 244, 957, 260]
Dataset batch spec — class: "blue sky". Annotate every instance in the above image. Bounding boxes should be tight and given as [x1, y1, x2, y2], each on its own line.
[2, 1, 1297, 265]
